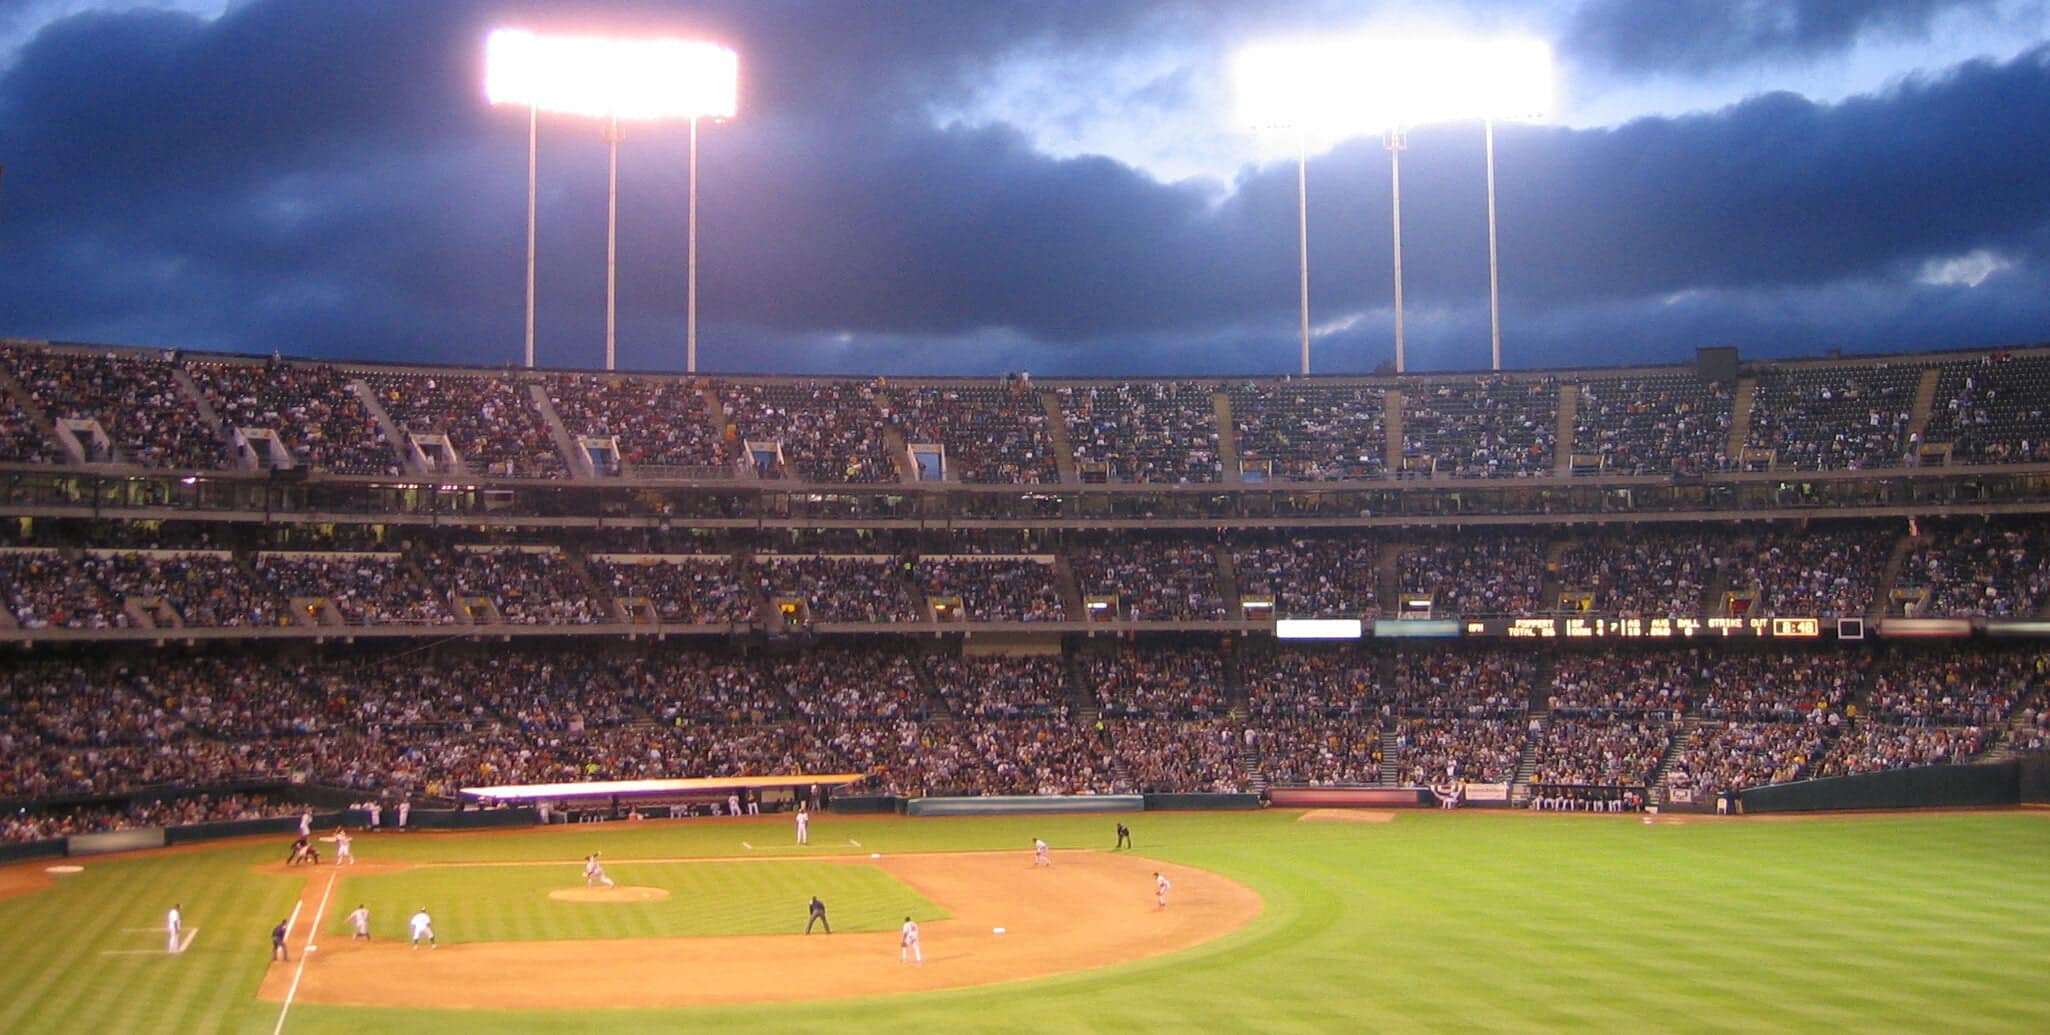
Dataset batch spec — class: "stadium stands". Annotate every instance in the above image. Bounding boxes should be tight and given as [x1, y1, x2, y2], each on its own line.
[7, 338, 2050, 834]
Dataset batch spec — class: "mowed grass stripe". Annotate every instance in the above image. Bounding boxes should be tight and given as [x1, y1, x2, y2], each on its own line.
[330, 859, 943, 943]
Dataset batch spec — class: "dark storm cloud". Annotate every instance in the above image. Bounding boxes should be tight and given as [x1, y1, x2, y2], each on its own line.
[1, 1, 2048, 376]
[1564, 0, 2006, 76]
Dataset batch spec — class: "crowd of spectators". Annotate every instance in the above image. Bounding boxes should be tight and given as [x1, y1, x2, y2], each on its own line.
[1227, 381, 1387, 481]
[1399, 533, 1547, 615]
[1059, 381, 1221, 483]
[1572, 374, 1733, 475]
[1113, 718, 1243, 792]
[1526, 718, 1673, 786]
[1921, 353, 2050, 464]
[1744, 365, 1919, 470]
[891, 382, 1057, 484]
[420, 548, 604, 624]
[756, 556, 916, 623]
[0, 389, 61, 464]
[366, 372, 566, 479]
[1394, 718, 1525, 785]
[1893, 520, 2050, 617]
[4, 346, 226, 469]
[1232, 535, 1380, 617]
[0, 550, 127, 629]
[1242, 646, 1378, 718]
[1390, 648, 1533, 718]
[546, 373, 728, 471]
[718, 380, 892, 482]
[1071, 538, 1226, 620]
[1817, 721, 1986, 776]
[912, 557, 1066, 621]
[254, 553, 449, 625]
[1, 792, 297, 844]
[1547, 651, 1695, 718]
[1695, 652, 1858, 722]
[1399, 375, 1558, 478]
[188, 360, 400, 475]
[1251, 718, 1381, 785]
[926, 655, 1071, 718]
[1864, 648, 2040, 726]
[589, 555, 753, 624]
[79, 551, 279, 627]
[1663, 721, 1829, 799]
[1553, 530, 1729, 616]
[1083, 648, 1230, 717]
[1736, 524, 1893, 617]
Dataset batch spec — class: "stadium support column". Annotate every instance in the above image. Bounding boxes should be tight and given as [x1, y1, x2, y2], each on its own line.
[1385, 127, 1407, 374]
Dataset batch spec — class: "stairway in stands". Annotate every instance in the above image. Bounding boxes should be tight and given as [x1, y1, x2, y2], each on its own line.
[1379, 726, 1402, 785]
[1725, 376, 1757, 462]
[1648, 715, 1701, 799]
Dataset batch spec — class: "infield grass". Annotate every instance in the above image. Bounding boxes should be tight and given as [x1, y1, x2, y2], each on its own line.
[1, 809, 2046, 1034]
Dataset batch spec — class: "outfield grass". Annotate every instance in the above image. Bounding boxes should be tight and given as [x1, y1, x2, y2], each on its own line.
[1, 809, 2046, 1034]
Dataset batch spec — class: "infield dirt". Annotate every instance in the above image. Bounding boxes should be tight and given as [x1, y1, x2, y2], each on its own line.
[257, 849, 1261, 1009]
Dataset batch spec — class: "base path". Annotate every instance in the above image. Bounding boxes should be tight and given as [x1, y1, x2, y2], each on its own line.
[257, 850, 1260, 1009]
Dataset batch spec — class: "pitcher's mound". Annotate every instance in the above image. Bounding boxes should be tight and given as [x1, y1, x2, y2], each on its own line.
[550, 886, 669, 903]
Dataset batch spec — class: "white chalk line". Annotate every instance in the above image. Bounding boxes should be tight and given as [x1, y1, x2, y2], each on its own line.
[740, 841, 753, 850]
[271, 871, 335, 1035]
[848, 838, 862, 847]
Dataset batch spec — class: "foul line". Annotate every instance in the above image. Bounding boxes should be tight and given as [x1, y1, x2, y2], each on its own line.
[271, 872, 334, 1035]
[848, 839, 862, 847]
[740, 841, 754, 850]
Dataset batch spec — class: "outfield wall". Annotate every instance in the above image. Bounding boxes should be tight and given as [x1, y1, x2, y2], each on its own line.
[0, 839, 64, 864]
[905, 795, 1143, 817]
[1267, 787, 1430, 808]
[1741, 762, 2020, 813]
[2020, 751, 2050, 804]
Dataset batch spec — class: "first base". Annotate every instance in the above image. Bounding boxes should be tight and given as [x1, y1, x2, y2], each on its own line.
[992, 927, 1006, 935]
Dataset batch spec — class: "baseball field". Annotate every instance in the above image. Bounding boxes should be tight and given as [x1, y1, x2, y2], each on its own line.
[1, 807, 2046, 1033]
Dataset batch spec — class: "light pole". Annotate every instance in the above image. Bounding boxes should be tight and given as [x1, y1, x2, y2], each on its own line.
[1385, 127, 1407, 375]
[1485, 118, 1501, 372]
[487, 30, 737, 374]
[605, 115, 620, 371]
[523, 103, 537, 368]
[687, 115, 700, 374]
[1295, 130, 1310, 376]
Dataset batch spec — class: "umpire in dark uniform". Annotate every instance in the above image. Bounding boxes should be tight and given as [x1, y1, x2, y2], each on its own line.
[806, 895, 831, 934]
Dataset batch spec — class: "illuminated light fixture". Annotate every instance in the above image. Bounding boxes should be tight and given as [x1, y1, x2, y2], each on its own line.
[1236, 36, 1550, 373]
[486, 29, 738, 372]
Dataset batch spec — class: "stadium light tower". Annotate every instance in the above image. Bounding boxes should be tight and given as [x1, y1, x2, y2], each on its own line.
[1235, 35, 1549, 374]
[487, 30, 738, 372]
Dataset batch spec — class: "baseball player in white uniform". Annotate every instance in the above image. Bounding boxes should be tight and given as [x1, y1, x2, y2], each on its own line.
[346, 904, 371, 940]
[795, 806, 809, 845]
[396, 800, 410, 831]
[584, 853, 614, 888]
[899, 916, 922, 964]
[1033, 837, 1052, 867]
[727, 792, 741, 817]
[409, 907, 436, 949]
[298, 809, 312, 838]
[166, 903, 183, 954]
[334, 828, 355, 865]
[1155, 871, 1171, 908]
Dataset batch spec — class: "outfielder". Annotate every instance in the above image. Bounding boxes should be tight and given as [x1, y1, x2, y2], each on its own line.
[795, 805, 809, 845]
[166, 903, 183, 954]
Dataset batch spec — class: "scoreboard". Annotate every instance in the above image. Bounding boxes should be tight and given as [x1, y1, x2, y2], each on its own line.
[1466, 616, 1828, 639]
